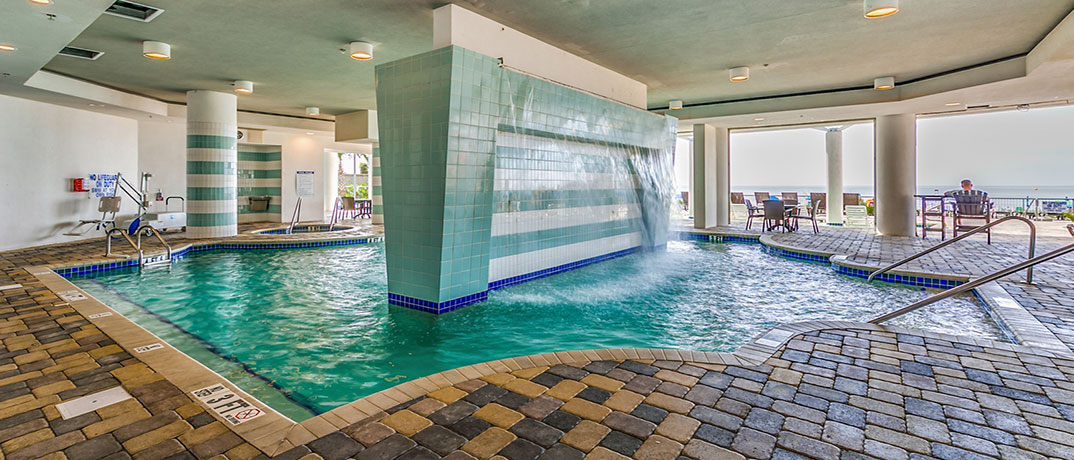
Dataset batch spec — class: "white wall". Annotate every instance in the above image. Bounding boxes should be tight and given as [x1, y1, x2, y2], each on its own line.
[261, 132, 371, 223]
[137, 120, 187, 213]
[0, 95, 139, 250]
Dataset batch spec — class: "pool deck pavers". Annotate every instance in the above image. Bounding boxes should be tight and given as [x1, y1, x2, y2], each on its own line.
[0, 222, 1073, 459]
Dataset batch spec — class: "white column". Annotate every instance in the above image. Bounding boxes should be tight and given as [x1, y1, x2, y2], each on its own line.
[692, 124, 717, 229]
[825, 128, 844, 225]
[186, 90, 238, 238]
[875, 114, 917, 236]
[715, 127, 730, 227]
[324, 152, 340, 215]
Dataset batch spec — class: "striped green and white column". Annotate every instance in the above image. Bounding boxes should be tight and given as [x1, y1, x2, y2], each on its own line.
[186, 90, 238, 238]
[372, 147, 383, 225]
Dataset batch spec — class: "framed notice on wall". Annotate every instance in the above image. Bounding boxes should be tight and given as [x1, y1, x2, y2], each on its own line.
[296, 171, 315, 197]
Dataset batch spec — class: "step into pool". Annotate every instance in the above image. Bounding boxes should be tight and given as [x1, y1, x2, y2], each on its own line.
[70, 240, 1001, 420]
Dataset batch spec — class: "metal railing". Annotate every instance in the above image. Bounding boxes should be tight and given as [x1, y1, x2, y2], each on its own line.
[105, 228, 140, 260]
[870, 239, 1074, 324]
[136, 224, 172, 264]
[867, 216, 1037, 284]
[287, 197, 302, 234]
[328, 197, 343, 231]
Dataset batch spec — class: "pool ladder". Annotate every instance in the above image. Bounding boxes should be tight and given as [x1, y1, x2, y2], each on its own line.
[868, 221, 1074, 324]
[104, 224, 173, 268]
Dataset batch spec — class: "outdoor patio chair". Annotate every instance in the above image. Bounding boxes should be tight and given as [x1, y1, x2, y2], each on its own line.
[731, 192, 745, 204]
[730, 193, 748, 221]
[781, 192, 799, 205]
[791, 199, 821, 234]
[952, 190, 992, 243]
[842, 193, 861, 209]
[809, 192, 826, 216]
[745, 200, 765, 230]
[762, 199, 790, 232]
[845, 204, 869, 227]
[341, 196, 357, 219]
[754, 192, 771, 204]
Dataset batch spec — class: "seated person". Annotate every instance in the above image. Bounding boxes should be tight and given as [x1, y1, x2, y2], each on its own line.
[945, 179, 988, 215]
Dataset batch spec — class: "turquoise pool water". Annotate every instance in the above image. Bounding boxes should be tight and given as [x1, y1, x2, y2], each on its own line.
[71, 240, 1001, 420]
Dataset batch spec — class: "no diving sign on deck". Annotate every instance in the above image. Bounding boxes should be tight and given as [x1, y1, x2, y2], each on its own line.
[192, 383, 265, 425]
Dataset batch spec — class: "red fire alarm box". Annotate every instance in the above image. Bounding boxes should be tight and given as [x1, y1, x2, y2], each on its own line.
[72, 178, 90, 192]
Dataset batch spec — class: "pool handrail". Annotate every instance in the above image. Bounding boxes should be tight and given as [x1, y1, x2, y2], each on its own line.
[104, 227, 140, 261]
[136, 224, 172, 265]
[287, 197, 302, 234]
[866, 215, 1037, 284]
[869, 239, 1074, 324]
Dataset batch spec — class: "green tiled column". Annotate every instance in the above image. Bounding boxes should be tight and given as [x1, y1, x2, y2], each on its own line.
[376, 46, 675, 314]
[186, 90, 238, 238]
[371, 147, 383, 225]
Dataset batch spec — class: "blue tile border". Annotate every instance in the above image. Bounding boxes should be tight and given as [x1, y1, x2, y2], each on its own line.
[56, 236, 385, 279]
[389, 246, 645, 315]
[676, 231, 966, 290]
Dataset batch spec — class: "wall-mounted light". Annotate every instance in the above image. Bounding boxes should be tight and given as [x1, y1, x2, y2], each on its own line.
[306, 107, 320, 116]
[669, 100, 683, 110]
[142, 41, 170, 60]
[233, 80, 253, 94]
[0, 44, 16, 52]
[864, 0, 899, 18]
[729, 66, 749, 82]
[873, 76, 895, 90]
[349, 41, 373, 60]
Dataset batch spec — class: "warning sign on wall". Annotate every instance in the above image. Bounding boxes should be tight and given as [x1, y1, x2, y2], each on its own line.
[191, 383, 265, 425]
[88, 173, 119, 198]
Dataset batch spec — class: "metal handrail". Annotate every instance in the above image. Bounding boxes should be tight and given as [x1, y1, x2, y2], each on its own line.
[105, 228, 141, 261]
[287, 197, 302, 234]
[328, 197, 343, 231]
[870, 240, 1074, 324]
[136, 224, 172, 263]
[867, 215, 1037, 284]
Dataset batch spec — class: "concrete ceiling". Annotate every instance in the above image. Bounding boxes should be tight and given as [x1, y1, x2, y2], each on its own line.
[32, 0, 1074, 120]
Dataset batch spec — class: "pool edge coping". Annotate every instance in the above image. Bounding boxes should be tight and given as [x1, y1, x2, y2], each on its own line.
[22, 229, 1074, 457]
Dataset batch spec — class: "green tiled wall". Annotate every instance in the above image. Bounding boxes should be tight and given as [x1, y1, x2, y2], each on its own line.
[237, 144, 282, 223]
[376, 45, 675, 307]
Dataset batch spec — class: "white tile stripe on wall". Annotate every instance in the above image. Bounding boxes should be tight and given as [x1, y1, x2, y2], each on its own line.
[489, 232, 641, 282]
[490, 203, 640, 237]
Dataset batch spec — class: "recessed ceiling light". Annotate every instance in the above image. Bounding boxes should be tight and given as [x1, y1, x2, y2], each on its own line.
[0, 44, 16, 52]
[306, 107, 320, 116]
[729, 66, 749, 82]
[864, 0, 899, 18]
[669, 100, 683, 110]
[873, 76, 895, 90]
[349, 41, 373, 60]
[142, 41, 170, 60]
[233, 80, 253, 94]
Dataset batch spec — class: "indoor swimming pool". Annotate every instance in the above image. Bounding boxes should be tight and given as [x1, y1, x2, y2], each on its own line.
[70, 240, 1002, 420]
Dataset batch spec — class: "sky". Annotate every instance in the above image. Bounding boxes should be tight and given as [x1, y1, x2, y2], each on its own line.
[674, 104, 1074, 192]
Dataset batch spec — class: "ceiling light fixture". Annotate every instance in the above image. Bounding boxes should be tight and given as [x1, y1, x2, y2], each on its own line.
[945, 102, 961, 106]
[142, 41, 170, 60]
[30, 0, 52, 4]
[348, 41, 373, 60]
[306, 132, 315, 135]
[669, 100, 683, 110]
[754, 117, 765, 121]
[873, 76, 895, 90]
[864, 0, 899, 18]
[306, 107, 320, 116]
[233, 80, 253, 94]
[729, 66, 749, 82]
[0, 44, 16, 52]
